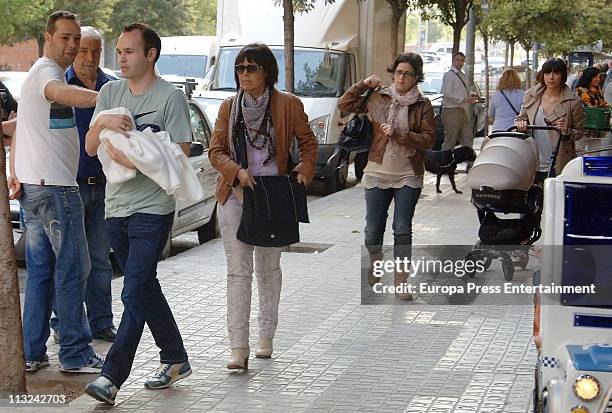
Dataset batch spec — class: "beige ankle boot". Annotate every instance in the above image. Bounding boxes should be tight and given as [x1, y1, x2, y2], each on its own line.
[255, 338, 273, 359]
[394, 269, 413, 300]
[367, 251, 384, 287]
[227, 348, 249, 370]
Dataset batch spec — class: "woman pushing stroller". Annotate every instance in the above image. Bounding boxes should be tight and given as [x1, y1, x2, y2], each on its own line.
[515, 58, 585, 180]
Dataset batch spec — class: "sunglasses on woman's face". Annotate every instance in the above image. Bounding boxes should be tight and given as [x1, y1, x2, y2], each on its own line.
[235, 64, 262, 74]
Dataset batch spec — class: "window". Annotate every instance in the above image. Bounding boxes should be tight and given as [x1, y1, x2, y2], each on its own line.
[188, 104, 211, 149]
[157, 55, 208, 78]
[211, 47, 344, 97]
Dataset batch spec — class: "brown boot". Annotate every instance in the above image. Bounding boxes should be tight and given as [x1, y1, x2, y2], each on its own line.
[367, 251, 384, 287]
[394, 269, 413, 300]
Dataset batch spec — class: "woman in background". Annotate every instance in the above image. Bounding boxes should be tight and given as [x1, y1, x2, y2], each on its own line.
[489, 69, 525, 132]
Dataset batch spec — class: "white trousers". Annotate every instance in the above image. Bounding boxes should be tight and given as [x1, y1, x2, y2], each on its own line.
[218, 195, 283, 349]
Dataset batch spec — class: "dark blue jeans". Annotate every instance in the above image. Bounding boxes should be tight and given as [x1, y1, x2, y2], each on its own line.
[20, 184, 94, 368]
[102, 212, 187, 387]
[364, 185, 421, 259]
[51, 181, 114, 334]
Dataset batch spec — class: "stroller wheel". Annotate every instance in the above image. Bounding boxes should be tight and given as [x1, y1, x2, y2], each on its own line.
[511, 249, 529, 270]
[465, 251, 479, 278]
[501, 255, 515, 281]
[473, 241, 493, 271]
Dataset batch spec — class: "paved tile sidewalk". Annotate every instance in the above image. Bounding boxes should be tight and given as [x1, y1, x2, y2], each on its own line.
[68, 172, 537, 412]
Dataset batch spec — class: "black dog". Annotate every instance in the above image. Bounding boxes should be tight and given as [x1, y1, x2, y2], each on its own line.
[424, 146, 477, 194]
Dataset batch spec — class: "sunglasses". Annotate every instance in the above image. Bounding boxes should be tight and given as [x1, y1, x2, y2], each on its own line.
[395, 70, 416, 78]
[235, 64, 262, 74]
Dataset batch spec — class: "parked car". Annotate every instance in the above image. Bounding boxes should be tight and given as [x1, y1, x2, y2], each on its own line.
[0, 71, 28, 102]
[8, 97, 220, 263]
[487, 56, 506, 75]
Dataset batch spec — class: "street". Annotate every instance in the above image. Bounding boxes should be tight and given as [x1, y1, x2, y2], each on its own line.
[35, 169, 535, 412]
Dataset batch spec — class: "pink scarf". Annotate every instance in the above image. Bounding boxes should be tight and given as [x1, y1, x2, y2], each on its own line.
[380, 84, 420, 158]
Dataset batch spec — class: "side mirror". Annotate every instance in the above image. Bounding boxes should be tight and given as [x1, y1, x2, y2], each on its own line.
[190, 142, 204, 157]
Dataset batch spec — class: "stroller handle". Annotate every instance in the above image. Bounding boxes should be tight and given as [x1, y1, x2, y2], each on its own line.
[506, 125, 564, 139]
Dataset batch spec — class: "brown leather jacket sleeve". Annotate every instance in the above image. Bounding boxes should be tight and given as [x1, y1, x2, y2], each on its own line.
[290, 97, 318, 179]
[208, 98, 242, 187]
[395, 100, 436, 150]
[567, 96, 585, 143]
[338, 81, 370, 114]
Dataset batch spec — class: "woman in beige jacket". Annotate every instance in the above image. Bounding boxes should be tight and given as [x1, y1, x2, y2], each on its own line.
[515, 58, 585, 179]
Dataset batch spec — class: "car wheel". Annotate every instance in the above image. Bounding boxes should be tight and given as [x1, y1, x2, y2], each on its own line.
[325, 149, 348, 194]
[197, 207, 220, 244]
[354, 151, 368, 181]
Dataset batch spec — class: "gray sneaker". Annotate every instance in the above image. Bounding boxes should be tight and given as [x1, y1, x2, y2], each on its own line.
[60, 353, 105, 373]
[85, 376, 118, 405]
[25, 354, 49, 372]
[144, 361, 192, 389]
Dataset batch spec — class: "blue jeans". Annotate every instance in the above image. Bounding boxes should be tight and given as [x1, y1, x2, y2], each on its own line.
[51, 182, 114, 334]
[20, 184, 94, 368]
[364, 185, 421, 259]
[102, 213, 187, 387]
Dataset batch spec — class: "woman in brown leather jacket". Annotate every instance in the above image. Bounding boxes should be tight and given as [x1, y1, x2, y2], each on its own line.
[208, 43, 317, 370]
[339, 52, 436, 300]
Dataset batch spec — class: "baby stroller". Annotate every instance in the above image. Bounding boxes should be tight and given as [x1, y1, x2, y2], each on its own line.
[465, 125, 563, 281]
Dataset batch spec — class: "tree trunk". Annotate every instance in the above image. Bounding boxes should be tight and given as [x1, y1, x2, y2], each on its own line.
[390, 11, 401, 61]
[510, 42, 515, 66]
[36, 33, 44, 58]
[452, 23, 462, 55]
[0, 121, 26, 397]
[504, 42, 509, 66]
[387, 0, 407, 61]
[282, 0, 294, 94]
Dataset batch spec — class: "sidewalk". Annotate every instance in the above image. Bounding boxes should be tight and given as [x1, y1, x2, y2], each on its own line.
[66, 172, 537, 412]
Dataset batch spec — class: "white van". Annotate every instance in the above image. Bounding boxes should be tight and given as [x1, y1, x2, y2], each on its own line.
[198, 0, 400, 194]
[158, 36, 218, 92]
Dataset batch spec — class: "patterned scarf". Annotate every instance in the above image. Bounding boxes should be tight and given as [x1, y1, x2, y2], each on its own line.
[228, 87, 276, 165]
[380, 84, 420, 158]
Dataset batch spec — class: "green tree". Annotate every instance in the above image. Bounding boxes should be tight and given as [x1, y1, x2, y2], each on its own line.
[2, 0, 115, 57]
[416, 0, 473, 55]
[0, 0, 53, 46]
[192, 0, 217, 35]
[109, 0, 195, 37]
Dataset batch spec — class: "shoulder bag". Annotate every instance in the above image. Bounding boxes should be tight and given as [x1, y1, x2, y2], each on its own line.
[234, 100, 309, 247]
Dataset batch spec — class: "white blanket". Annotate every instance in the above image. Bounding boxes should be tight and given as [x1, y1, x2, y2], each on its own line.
[95, 107, 204, 203]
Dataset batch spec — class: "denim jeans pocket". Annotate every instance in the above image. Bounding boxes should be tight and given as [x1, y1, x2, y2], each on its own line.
[21, 184, 53, 203]
[20, 185, 57, 224]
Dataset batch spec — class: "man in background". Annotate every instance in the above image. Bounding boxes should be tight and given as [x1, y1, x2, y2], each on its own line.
[441, 52, 479, 150]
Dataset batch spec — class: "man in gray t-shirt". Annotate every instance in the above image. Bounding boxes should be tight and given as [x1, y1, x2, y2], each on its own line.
[83, 23, 192, 405]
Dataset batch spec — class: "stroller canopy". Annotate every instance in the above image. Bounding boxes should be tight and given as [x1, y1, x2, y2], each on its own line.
[469, 135, 539, 191]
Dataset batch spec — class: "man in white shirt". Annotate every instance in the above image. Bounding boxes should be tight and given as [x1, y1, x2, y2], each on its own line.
[8, 10, 103, 373]
[440, 52, 479, 150]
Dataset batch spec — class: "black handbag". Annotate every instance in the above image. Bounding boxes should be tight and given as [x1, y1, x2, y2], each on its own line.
[337, 87, 376, 152]
[238, 175, 308, 247]
[233, 100, 309, 247]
